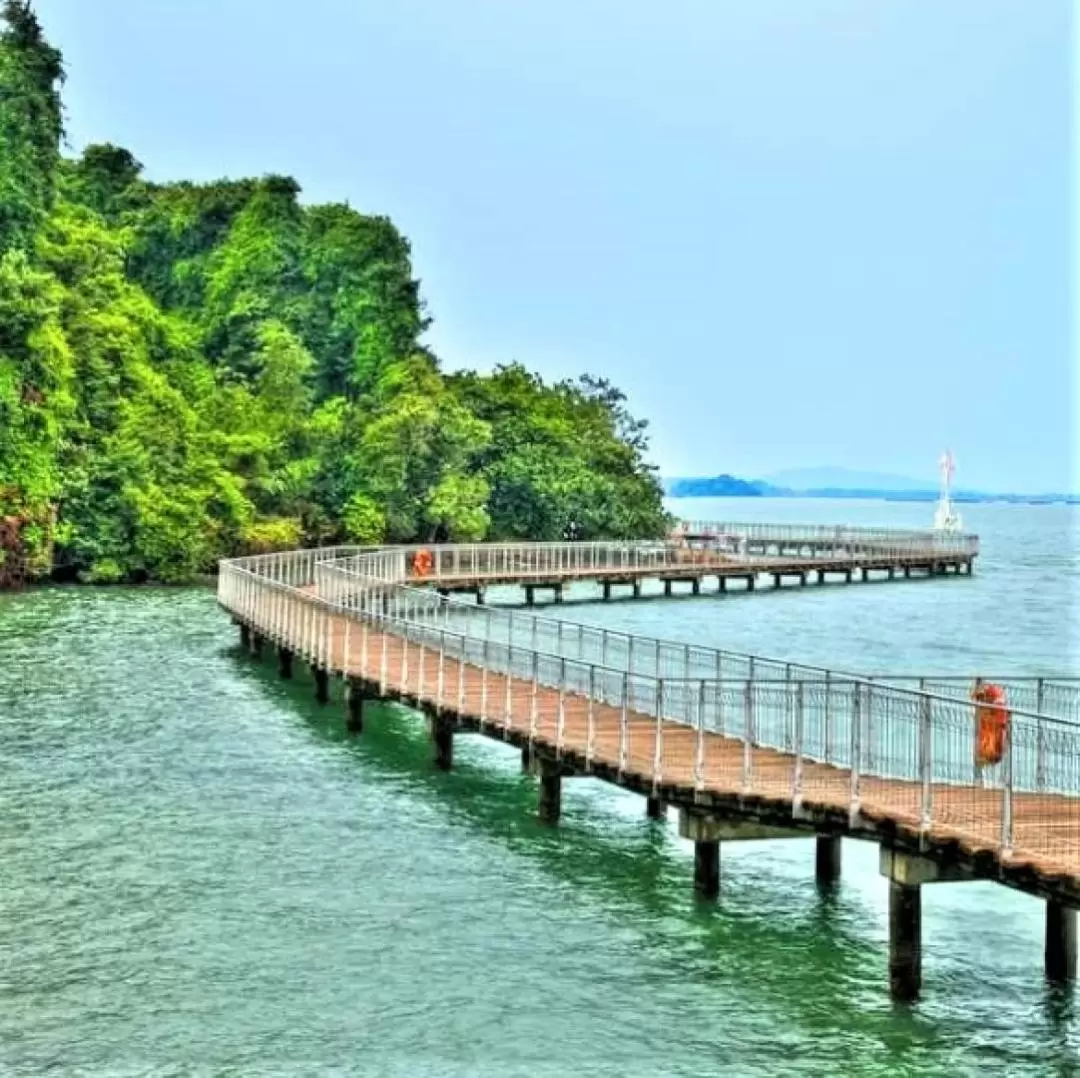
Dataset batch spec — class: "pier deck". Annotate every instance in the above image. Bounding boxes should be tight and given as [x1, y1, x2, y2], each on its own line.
[218, 524, 1080, 1001]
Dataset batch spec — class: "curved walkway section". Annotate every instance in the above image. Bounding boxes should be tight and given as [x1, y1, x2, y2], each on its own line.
[217, 524, 1080, 1000]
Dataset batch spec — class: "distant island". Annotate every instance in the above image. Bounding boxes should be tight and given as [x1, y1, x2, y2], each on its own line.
[664, 470, 1079, 506]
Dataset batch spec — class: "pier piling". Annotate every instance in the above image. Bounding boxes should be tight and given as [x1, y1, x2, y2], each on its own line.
[346, 677, 365, 733]
[815, 835, 842, 886]
[537, 763, 562, 823]
[694, 842, 720, 899]
[889, 881, 922, 1001]
[432, 713, 454, 770]
[313, 666, 330, 704]
[1046, 901, 1077, 984]
[278, 646, 293, 679]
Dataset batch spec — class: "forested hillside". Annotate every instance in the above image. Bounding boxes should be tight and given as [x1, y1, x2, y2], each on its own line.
[0, 2, 666, 585]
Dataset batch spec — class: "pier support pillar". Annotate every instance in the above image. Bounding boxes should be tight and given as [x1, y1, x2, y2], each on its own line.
[432, 713, 454, 771]
[602, 581, 612, 601]
[799, 573, 807, 586]
[772, 573, 781, 588]
[314, 666, 330, 704]
[632, 580, 642, 599]
[475, 589, 485, 606]
[664, 579, 672, 597]
[1046, 901, 1077, 984]
[694, 842, 720, 899]
[278, 646, 293, 679]
[537, 763, 562, 824]
[525, 586, 535, 606]
[879, 847, 975, 1002]
[845, 571, 852, 584]
[646, 796, 665, 820]
[718, 576, 727, 594]
[691, 578, 700, 595]
[345, 677, 365, 734]
[817, 571, 827, 585]
[250, 631, 264, 659]
[239, 623, 251, 651]
[862, 568, 870, 582]
[889, 881, 922, 1002]
[521, 743, 533, 772]
[553, 584, 563, 604]
[904, 565, 911, 578]
[815, 835, 842, 886]
[746, 575, 756, 591]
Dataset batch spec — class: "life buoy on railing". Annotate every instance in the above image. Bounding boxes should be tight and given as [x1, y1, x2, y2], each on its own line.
[971, 682, 1010, 766]
[412, 548, 434, 578]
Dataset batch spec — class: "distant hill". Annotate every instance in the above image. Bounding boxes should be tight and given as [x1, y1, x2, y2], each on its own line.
[763, 467, 936, 493]
[664, 475, 768, 498]
[663, 470, 1080, 505]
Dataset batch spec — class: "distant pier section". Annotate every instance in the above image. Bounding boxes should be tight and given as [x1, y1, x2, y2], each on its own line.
[416, 521, 978, 605]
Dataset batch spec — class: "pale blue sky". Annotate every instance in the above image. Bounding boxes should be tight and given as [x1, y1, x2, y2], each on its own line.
[36, 0, 1074, 492]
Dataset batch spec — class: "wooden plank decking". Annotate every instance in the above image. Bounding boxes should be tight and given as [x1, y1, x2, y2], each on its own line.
[233, 590, 1080, 903]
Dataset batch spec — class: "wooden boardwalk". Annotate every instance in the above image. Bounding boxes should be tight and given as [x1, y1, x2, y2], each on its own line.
[217, 529, 1080, 1000]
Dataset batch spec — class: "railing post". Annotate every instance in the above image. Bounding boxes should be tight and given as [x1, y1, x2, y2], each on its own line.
[530, 651, 539, 745]
[458, 651, 465, 715]
[1036, 677, 1047, 791]
[784, 662, 793, 750]
[652, 679, 664, 794]
[557, 659, 567, 754]
[919, 688, 932, 834]
[849, 683, 862, 823]
[586, 666, 597, 767]
[792, 681, 804, 811]
[866, 679, 875, 771]
[480, 638, 489, 727]
[742, 681, 753, 793]
[500, 642, 513, 726]
[619, 672, 629, 776]
[694, 680, 706, 791]
[716, 652, 725, 735]
[343, 595, 351, 676]
[824, 670, 833, 763]
[1001, 718, 1014, 858]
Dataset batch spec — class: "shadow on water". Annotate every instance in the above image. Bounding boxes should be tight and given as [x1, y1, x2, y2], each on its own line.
[230, 643, 970, 1066]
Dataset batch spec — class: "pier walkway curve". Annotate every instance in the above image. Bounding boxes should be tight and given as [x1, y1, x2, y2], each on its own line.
[217, 523, 1080, 1001]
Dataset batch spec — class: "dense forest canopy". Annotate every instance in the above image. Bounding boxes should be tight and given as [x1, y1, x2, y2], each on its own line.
[0, 1, 667, 584]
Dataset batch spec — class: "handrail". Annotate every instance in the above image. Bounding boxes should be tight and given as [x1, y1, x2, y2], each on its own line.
[217, 537, 1079, 873]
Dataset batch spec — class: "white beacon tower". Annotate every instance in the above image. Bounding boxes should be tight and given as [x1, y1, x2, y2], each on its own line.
[933, 450, 963, 533]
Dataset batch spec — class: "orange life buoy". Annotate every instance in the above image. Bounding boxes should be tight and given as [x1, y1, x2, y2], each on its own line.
[412, 548, 434, 578]
[971, 683, 1010, 766]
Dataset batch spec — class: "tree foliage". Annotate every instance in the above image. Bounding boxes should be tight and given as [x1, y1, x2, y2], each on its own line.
[0, 4, 668, 583]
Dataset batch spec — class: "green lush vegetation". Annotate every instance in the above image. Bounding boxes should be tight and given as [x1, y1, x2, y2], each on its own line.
[0, 2, 666, 585]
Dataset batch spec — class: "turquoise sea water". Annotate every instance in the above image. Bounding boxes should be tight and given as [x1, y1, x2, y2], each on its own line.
[0, 498, 1077, 1076]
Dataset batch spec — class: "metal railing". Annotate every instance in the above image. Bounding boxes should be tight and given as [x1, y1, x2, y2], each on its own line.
[217, 536, 1078, 875]
[675, 520, 979, 558]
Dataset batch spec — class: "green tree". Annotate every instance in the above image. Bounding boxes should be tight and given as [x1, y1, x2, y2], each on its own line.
[0, 0, 63, 256]
[0, 6, 669, 584]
